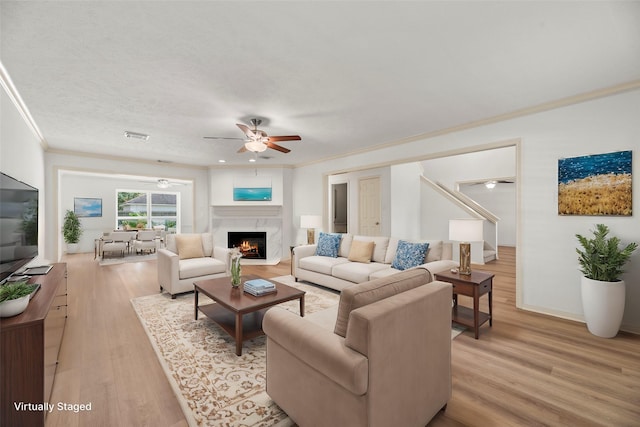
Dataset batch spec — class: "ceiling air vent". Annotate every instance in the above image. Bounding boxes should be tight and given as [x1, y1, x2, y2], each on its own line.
[123, 131, 149, 141]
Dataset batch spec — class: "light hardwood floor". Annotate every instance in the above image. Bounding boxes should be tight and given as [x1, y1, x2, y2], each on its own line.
[48, 247, 640, 426]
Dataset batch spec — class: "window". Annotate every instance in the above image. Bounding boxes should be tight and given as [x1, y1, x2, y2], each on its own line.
[117, 191, 179, 231]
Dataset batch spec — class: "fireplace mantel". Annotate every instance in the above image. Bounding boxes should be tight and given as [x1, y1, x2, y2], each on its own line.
[212, 205, 282, 218]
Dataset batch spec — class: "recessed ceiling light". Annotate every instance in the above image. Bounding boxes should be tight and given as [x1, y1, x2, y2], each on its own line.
[124, 131, 149, 141]
[218, 159, 226, 163]
[249, 158, 256, 163]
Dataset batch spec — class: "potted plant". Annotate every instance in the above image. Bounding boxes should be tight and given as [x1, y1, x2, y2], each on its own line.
[0, 280, 38, 317]
[576, 224, 637, 338]
[63, 209, 83, 253]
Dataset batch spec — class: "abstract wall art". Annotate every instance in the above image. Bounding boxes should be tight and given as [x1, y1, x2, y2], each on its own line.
[74, 197, 103, 217]
[558, 150, 632, 216]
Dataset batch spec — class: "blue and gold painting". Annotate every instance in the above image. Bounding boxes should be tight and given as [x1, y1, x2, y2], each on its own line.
[558, 150, 632, 216]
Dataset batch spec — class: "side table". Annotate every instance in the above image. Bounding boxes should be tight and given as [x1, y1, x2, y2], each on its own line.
[434, 269, 494, 339]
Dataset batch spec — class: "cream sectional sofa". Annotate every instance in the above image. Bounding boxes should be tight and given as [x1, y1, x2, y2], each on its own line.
[293, 233, 458, 291]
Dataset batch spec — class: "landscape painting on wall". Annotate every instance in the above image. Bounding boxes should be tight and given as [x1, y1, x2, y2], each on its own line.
[233, 177, 272, 201]
[558, 150, 632, 216]
[74, 197, 102, 217]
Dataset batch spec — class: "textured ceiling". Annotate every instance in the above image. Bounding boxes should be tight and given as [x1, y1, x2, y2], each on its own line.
[2, 1, 640, 167]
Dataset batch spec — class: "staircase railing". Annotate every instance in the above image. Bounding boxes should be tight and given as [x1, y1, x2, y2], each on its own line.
[420, 175, 499, 262]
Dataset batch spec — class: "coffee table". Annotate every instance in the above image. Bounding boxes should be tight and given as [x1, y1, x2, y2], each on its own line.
[194, 275, 305, 356]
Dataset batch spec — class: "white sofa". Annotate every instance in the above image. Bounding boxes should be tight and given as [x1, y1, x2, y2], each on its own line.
[157, 233, 230, 298]
[293, 234, 458, 291]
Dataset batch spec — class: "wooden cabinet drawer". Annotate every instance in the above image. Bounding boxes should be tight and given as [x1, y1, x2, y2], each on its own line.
[451, 281, 473, 296]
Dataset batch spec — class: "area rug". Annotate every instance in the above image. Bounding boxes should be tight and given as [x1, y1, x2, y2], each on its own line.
[99, 252, 157, 266]
[131, 276, 464, 426]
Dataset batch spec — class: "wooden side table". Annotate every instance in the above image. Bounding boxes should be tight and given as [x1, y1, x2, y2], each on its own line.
[434, 269, 494, 339]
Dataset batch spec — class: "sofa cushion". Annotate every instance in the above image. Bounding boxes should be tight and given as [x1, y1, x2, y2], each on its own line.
[332, 262, 391, 284]
[386, 238, 443, 264]
[392, 240, 429, 271]
[178, 257, 226, 279]
[299, 255, 350, 275]
[201, 233, 214, 257]
[175, 234, 204, 260]
[316, 232, 342, 257]
[338, 233, 354, 258]
[333, 268, 430, 337]
[348, 240, 374, 263]
[353, 236, 389, 263]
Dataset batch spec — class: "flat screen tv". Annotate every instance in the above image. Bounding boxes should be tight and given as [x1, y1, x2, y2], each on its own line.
[0, 172, 39, 282]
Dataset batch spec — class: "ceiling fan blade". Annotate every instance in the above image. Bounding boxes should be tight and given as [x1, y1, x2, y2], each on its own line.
[237, 145, 248, 153]
[267, 142, 291, 153]
[237, 123, 256, 138]
[203, 136, 245, 140]
[267, 135, 301, 142]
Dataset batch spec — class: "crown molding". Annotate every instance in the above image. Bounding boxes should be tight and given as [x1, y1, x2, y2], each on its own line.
[0, 61, 48, 149]
[46, 147, 209, 170]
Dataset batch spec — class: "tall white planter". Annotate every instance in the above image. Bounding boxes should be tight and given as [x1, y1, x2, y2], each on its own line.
[67, 243, 78, 254]
[580, 276, 625, 338]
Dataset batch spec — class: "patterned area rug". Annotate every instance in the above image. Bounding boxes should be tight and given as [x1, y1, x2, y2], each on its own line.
[131, 276, 338, 426]
[131, 276, 464, 426]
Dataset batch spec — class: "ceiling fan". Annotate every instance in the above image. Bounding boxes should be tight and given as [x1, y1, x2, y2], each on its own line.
[137, 179, 185, 189]
[204, 118, 301, 153]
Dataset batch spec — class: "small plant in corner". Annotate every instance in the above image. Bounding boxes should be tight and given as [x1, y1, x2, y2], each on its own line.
[0, 280, 38, 302]
[576, 224, 637, 282]
[62, 209, 83, 244]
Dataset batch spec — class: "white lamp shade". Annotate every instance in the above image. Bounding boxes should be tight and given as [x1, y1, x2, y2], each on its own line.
[449, 219, 483, 242]
[300, 215, 323, 229]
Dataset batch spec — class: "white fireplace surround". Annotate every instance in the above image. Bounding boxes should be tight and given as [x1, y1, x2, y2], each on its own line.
[210, 205, 282, 265]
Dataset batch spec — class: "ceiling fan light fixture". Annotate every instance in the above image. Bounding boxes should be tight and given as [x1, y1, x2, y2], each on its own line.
[124, 131, 150, 142]
[157, 179, 170, 189]
[485, 180, 497, 189]
[244, 140, 267, 152]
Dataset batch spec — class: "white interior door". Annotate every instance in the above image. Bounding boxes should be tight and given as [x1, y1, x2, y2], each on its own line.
[359, 177, 381, 236]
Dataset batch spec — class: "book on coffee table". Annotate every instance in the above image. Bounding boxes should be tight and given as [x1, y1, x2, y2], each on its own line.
[244, 279, 276, 297]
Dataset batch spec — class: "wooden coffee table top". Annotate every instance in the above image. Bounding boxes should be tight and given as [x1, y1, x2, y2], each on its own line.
[194, 274, 305, 314]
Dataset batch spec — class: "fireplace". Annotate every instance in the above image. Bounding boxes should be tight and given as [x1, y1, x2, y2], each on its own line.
[228, 231, 267, 260]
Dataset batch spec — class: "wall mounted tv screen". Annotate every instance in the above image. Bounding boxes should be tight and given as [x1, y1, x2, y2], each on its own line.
[0, 172, 39, 282]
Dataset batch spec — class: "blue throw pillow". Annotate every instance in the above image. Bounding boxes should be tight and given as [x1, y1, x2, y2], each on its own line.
[392, 240, 430, 271]
[315, 232, 342, 258]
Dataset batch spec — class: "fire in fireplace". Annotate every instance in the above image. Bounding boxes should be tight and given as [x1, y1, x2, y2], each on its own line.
[228, 232, 267, 260]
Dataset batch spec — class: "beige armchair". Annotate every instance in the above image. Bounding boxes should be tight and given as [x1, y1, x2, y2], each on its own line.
[157, 232, 230, 298]
[263, 268, 452, 427]
[102, 231, 133, 258]
[134, 230, 157, 254]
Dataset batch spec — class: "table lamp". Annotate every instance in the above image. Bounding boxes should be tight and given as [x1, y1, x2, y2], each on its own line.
[300, 215, 323, 244]
[449, 219, 484, 275]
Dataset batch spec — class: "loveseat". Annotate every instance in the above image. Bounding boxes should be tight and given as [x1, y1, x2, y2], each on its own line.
[293, 233, 458, 291]
[157, 233, 230, 298]
[263, 268, 452, 426]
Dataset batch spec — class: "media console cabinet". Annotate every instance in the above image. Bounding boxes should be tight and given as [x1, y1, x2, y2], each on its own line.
[1, 263, 68, 427]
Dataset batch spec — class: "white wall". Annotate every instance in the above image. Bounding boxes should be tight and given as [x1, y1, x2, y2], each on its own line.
[293, 89, 640, 333]
[1, 88, 48, 264]
[390, 162, 422, 239]
[45, 152, 209, 260]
